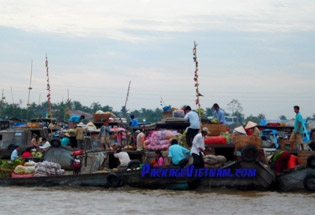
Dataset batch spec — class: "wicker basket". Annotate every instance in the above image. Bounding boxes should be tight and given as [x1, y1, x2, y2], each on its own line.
[93, 113, 111, 122]
[233, 135, 261, 151]
[201, 124, 228, 136]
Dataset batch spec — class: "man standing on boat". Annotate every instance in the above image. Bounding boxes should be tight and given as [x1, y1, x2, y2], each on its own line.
[75, 122, 86, 150]
[191, 127, 208, 168]
[183, 105, 200, 148]
[68, 115, 85, 129]
[289, 105, 304, 151]
[99, 120, 111, 150]
[212, 103, 226, 124]
[130, 115, 139, 127]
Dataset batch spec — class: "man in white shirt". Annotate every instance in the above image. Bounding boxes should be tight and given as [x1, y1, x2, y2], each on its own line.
[184, 105, 200, 148]
[39, 137, 51, 151]
[114, 148, 131, 168]
[191, 127, 208, 168]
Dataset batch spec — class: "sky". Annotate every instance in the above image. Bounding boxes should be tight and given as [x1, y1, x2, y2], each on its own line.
[1, 0, 315, 120]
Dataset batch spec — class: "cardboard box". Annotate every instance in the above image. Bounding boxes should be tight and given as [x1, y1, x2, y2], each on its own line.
[280, 139, 290, 150]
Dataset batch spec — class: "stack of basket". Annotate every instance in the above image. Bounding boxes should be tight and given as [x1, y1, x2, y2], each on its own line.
[201, 124, 228, 136]
[233, 135, 262, 152]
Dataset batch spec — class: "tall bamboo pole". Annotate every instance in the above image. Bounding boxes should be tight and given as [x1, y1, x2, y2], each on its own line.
[193, 41, 203, 123]
[45, 56, 52, 133]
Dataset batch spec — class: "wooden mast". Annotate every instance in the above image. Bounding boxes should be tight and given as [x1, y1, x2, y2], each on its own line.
[122, 81, 131, 118]
[26, 60, 33, 120]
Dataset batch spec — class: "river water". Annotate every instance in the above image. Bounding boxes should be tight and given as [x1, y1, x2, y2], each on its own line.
[1, 186, 314, 215]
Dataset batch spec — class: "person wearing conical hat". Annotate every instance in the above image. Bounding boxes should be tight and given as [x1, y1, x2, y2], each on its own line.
[245, 121, 260, 137]
[233, 126, 247, 135]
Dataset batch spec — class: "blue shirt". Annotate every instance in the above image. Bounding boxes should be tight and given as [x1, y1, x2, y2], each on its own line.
[184, 111, 200, 129]
[99, 125, 111, 137]
[294, 112, 303, 134]
[61, 137, 71, 147]
[131, 118, 139, 127]
[214, 109, 226, 124]
[168, 144, 190, 165]
[11, 149, 19, 160]
[68, 115, 81, 123]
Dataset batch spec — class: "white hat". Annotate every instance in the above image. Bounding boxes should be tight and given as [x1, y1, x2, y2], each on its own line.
[245, 121, 257, 129]
[234, 126, 247, 135]
[77, 122, 85, 127]
[135, 130, 141, 134]
[201, 127, 210, 134]
[87, 121, 94, 126]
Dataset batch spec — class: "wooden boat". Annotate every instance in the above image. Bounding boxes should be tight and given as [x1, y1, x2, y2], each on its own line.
[0, 171, 122, 187]
[123, 159, 275, 190]
[276, 154, 315, 192]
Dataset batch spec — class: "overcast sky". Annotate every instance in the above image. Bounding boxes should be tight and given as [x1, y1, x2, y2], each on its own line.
[1, 0, 315, 120]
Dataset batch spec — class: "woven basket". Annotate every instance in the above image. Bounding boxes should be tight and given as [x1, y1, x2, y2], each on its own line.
[233, 135, 261, 151]
[201, 124, 228, 136]
[93, 113, 111, 122]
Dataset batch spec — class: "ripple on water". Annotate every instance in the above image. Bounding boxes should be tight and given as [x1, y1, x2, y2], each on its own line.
[1, 186, 315, 215]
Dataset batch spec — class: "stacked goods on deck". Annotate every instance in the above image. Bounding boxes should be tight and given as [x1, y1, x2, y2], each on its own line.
[161, 106, 185, 119]
[93, 110, 116, 123]
[0, 158, 24, 178]
[203, 124, 231, 145]
[203, 155, 227, 168]
[202, 124, 229, 136]
[145, 130, 182, 151]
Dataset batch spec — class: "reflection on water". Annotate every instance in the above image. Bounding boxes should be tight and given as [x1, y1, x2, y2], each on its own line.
[1, 186, 315, 215]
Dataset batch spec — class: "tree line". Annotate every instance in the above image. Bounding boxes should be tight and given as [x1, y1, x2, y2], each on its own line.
[1, 99, 314, 126]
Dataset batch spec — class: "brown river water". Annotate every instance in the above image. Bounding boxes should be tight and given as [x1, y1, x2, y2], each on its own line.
[1, 186, 314, 215]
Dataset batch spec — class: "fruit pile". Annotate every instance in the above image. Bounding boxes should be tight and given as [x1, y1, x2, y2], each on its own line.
[31, 151, 43, 158]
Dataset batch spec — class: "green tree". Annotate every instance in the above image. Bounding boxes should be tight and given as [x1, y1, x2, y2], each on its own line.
[227, 99, 243, 115]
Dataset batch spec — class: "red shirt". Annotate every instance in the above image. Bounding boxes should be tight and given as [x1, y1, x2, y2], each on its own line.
[22, 151, 32, 158]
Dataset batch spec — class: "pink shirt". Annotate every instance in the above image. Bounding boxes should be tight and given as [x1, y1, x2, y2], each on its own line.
[155, 156, 165, 166]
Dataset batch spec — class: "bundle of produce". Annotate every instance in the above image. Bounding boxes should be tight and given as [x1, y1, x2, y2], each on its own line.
[34, 161, 65, 177]
[13, 165, 35, 174]
[145, 130, 179, 151]
[203, 155, 226, 168]
[0, 158, 25, 178]
[31, 151, 43, 158]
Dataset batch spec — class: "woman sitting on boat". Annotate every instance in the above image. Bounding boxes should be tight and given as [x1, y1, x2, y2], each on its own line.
[245, 121, 260, 137]
[61, 133, 72, 150]
[151, 150, 165, 167]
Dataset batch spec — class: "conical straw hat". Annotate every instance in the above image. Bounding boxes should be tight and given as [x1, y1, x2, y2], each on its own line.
[234, 126, 247, 135]
[245, 121, 257, 129]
